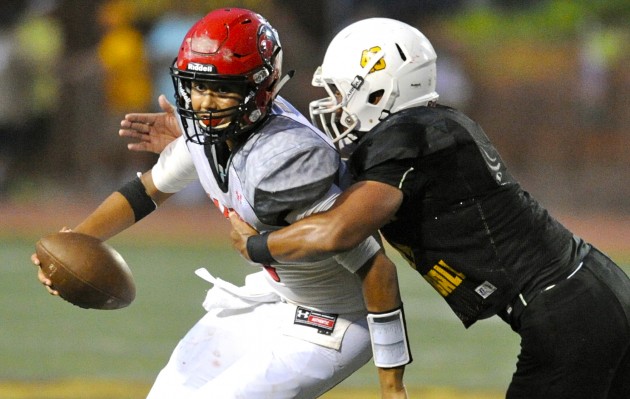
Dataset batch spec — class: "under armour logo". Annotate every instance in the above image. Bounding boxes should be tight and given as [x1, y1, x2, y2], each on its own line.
[296, 309, 310, 319]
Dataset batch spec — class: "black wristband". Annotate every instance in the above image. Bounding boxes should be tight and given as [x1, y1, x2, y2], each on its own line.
[117, 176, 157, 222]
[246, 232, 276, 264]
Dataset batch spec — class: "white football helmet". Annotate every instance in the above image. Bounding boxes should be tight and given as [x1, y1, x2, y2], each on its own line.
[310, 18, 439, 149]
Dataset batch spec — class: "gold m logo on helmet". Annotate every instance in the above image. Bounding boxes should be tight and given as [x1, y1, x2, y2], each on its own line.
[360, 46, 386, 73]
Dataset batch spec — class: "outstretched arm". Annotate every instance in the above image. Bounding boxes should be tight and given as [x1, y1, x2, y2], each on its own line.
[119, 94, 182, 154]
[230, 180, 403, 263]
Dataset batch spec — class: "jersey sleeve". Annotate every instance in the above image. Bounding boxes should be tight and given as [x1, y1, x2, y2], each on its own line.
[152, 136, 198, 193]
[353, 122, 420, 188]
[332, 235, 382, 273]
[249, 136, 340, 226]
[352, 118, 456, 195]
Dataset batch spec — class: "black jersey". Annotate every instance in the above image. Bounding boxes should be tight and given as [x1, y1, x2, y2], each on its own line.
[349, 105, 590, 327]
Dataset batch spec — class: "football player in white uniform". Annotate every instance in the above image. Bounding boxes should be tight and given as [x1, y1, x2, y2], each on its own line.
[34, 8, 408, 399]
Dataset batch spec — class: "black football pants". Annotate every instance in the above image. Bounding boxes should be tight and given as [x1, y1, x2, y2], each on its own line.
[506, 248, 630, 399]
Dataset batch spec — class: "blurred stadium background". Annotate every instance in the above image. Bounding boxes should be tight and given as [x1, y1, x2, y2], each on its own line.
[0, 0, 628, 398]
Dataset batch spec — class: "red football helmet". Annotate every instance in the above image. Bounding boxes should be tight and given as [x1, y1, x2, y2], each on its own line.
[170, 8, 282, 145]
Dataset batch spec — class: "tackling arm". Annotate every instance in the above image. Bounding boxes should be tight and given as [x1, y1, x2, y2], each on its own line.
[230, 197, 411, 398]
[230, 180, 410, 398]
[231, 180, 403, 263]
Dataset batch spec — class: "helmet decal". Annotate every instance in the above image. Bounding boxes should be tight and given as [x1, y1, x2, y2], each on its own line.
[187, 62, 216, 73]
[309, 18, 439, 150]
[360, 47, 386, 73]
[258, 25, 279, 64]
[190, 35, 222, 54]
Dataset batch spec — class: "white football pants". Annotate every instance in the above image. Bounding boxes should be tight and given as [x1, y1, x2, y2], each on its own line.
[146, 301, 372, 399]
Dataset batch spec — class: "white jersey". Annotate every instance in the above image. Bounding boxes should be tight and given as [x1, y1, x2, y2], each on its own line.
[147, 97, 376, 398]
[152, 96, 380, 315]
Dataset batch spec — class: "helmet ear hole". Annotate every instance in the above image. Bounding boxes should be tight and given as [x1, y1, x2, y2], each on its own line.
[369, 89, 385, 105]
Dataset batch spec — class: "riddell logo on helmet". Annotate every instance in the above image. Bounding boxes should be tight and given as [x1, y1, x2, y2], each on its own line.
[187, 63, 216, 73]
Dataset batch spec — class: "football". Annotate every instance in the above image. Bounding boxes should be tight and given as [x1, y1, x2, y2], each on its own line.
[35, 232, 136, 310]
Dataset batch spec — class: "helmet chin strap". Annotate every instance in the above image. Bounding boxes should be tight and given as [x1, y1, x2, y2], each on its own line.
[272, 70, 295, 99]
[348, 49, 385, 94]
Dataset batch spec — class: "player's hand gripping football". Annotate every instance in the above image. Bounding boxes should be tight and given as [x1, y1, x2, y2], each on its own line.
[229, 212, 257, 261]
[119, 94, 182, 154]
[31, 227, 73, 296]
[32, 254, 59, 296]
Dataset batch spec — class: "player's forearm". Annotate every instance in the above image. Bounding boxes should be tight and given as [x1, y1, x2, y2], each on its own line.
[378, 367, 408, 399]
[74, 172, 171, 241]
[266, 180, 402, 263]
[73, 192, 137, 241]
[357, 251, 402, 312]
[359, 252, 412, 396]
[266, 215, 354, 262]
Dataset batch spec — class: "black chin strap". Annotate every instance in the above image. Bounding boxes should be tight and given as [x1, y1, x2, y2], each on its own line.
[204, 141, 231, 192]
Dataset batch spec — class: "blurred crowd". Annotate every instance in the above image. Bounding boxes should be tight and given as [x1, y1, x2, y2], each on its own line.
[0, 0, 628, 212]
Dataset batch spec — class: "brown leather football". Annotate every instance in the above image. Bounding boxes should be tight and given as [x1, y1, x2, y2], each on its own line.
[35, 232, 135, 310]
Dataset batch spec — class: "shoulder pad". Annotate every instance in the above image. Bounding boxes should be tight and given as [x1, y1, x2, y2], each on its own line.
[354, 108, 457, 171]
[234, 117, 340, 226]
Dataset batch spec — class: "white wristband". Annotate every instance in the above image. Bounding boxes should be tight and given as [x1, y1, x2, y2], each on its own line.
[367, 306, 412, 368]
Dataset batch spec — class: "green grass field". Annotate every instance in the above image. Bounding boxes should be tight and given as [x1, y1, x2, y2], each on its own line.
[1, 202, 628, 398]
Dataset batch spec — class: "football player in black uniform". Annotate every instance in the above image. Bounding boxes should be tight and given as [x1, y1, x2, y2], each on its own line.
[230, 18, 630, 398]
